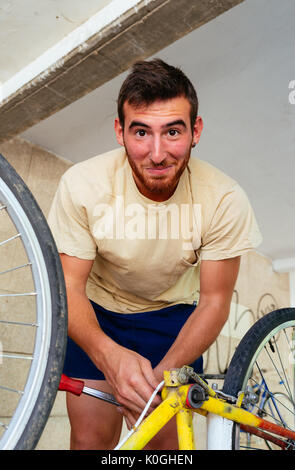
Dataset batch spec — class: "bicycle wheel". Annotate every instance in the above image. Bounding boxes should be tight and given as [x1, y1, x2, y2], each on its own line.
[223, 308, 295, 450]
[0, 153, 67, 449]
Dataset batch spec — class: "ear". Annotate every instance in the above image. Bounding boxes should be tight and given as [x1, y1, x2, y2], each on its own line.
[114, 117, 124, 146]
[192, 116, 204, 147]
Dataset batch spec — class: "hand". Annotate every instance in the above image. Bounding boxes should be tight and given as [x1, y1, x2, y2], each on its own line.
[100, 344, 162, 416]
[116, 363, 165, 430]
[117, 407, 141, 431]
[117, 397, 160, 431]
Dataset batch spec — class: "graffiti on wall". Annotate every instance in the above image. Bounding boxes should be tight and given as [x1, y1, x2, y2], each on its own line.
[203, 289, 280, 374]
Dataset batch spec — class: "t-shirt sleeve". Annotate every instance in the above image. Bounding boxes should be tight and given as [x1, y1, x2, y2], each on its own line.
[47, 174, 97, 260]
[200, 183, 262, 261]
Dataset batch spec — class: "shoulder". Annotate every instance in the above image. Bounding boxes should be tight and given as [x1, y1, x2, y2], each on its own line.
[59, 147, 126, 203]
[55, 147, 126, 212]
[61, 147, 126, 185]
[188, 156, 237, 193]
[188, 156, 254, 206]
[188, 157, 253, 235]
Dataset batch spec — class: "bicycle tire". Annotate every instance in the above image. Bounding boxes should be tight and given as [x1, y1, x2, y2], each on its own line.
[223, 308, 295, 450]
[0, 153, 67, 449]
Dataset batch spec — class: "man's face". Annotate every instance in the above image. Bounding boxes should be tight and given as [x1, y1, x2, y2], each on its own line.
[115, 96, 203, 202]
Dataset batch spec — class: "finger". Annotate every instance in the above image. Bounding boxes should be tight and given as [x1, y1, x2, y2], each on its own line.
[116, 377, 158, 412]
[115, 390, 147, 414]
[106, 374, 148, 413]
[121, 408, 138, 430]
[106, 357, 161, 412]
[131, 383, 160, 411]
[130, 366, 162, 408]
[125, 409, 139, 427]
[124, 415, 132, 431]
[141, 362, 163, 393]
[141, 360, 161, 390]
[140, 366, 162, 407]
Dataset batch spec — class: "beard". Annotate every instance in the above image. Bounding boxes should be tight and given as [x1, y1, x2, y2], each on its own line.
[125, 145, 191, 197]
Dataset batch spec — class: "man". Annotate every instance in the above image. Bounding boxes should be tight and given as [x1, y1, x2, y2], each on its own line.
[48, 59, 262, 450]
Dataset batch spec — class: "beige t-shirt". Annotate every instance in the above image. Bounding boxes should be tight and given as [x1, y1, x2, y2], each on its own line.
[48, 148, 262, 313]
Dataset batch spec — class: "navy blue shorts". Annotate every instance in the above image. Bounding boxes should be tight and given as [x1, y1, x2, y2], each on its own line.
[63, 300, 203, 380]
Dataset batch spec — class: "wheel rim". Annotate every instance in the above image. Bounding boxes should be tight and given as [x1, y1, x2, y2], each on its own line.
[0, 177, 52, 449]
[236, 320, 295, 450]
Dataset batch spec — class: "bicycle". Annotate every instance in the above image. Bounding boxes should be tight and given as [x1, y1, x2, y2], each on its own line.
[0, 153, 67, 450]
[60, 308, 295, 450]
[1, 153, 294, 451]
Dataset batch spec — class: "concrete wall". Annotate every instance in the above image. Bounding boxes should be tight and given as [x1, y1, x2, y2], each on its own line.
[0, 137, 290, 449]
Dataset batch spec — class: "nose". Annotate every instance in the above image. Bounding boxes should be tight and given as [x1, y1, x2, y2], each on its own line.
[150, 135, 165, 165]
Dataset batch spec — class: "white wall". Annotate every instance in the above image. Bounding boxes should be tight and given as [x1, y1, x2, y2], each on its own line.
[22, 0, 295, 262]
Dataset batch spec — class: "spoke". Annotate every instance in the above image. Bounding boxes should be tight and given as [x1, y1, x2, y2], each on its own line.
[0, 320, 37, 327]
[250, 372, 295, 429]
[0, 233, 21, 246]
[0, 422, 8, 430]
[0, 262, 32, 276]
[251, 367, 283, 422]
[271, 332, 293, 400]
[265, 342, 293, 401]
[283, 329, 295, 368]
[0, 292, 36, 297]
[0, 353, 33, 360]
[0, 385, 23, 395]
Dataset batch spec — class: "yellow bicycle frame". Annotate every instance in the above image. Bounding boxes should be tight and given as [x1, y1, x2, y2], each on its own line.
[119, 369, 295, 450]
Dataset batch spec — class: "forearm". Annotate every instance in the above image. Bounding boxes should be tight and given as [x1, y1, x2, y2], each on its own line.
[155, 302, 230, 377]
[66, 286, 115, 370]
[61, 254, 161, 415]
[155, 257, 240, 379]
[66, 286, 161, 411]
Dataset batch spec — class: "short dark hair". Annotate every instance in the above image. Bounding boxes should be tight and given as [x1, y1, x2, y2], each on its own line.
[117, 59, 199, 132]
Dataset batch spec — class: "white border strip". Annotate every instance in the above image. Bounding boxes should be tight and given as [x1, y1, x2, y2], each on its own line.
[0, 0, 148, 104]
[272, 258, 295, 308]
[289, 271, 295, 308]
[273, 258, 295, 273]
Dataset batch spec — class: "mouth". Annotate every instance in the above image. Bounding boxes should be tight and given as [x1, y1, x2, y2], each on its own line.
[145, 166, 173, 176]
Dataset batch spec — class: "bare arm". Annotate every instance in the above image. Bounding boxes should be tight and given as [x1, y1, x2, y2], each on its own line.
[60, 253, 161, 414]
[154, 256, 241, 379]
[121, 256, 241, 428]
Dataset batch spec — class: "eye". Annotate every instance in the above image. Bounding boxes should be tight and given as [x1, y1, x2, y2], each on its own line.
[168, 129, 179, 137]
[136, 129, 147, 137]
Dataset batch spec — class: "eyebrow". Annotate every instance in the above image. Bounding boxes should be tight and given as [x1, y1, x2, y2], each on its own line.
[128, 119, 187, 130]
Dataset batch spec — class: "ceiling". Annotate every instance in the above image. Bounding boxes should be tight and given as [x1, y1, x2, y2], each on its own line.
[0, 0, 240, 140]
[2, 0, 295, 265]
[0, 0, 113, 83]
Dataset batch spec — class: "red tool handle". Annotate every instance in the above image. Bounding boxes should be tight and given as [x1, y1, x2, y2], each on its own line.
[58, 374, 84, 396]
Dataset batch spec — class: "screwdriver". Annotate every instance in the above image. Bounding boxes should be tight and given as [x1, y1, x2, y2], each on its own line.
[58, 374, 121, 406]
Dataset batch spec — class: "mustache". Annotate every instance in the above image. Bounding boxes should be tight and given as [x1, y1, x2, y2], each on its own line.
[145, 161, 173, 169]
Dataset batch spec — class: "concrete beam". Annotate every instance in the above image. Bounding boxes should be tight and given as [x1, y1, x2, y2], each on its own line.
[0, 0, 243, 142]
